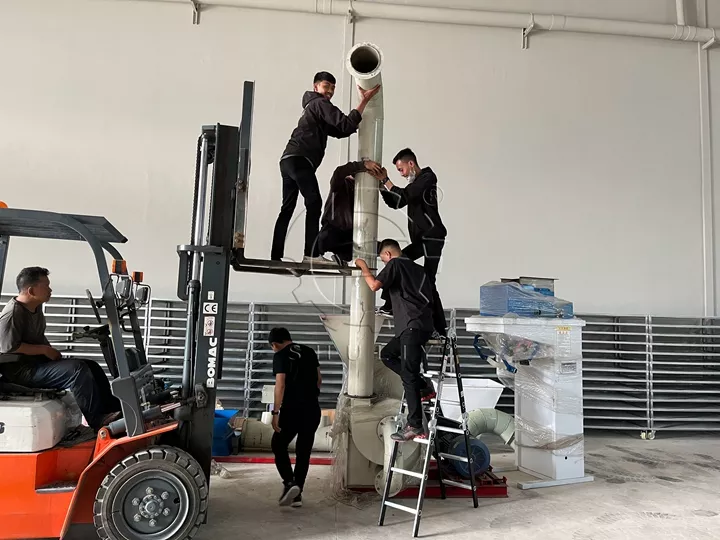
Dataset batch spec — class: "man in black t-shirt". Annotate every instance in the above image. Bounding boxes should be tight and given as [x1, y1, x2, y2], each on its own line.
[269, 327, 322, 508]
[355, 239, 436, 442]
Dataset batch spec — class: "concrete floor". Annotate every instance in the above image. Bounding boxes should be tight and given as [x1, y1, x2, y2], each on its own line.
[196, 434, 720, 540]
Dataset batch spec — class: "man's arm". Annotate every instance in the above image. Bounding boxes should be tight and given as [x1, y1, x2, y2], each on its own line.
[318, 85, 381, 138]
[371, 167, 408, 209]
[273, 373, 286, 412]
[318, 100, 362, 138]
[15, 343, 59, 359]
[317, 367, 323, 389]
[330, 161, 367, 185]
[354, 259, 384, 292]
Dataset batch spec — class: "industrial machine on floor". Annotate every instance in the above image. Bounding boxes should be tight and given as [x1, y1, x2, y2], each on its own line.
[0, 205, 232, 539]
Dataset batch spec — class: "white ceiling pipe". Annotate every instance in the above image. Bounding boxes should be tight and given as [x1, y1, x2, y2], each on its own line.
[138, 0, 720, 45]
[676, 0, 687, 26]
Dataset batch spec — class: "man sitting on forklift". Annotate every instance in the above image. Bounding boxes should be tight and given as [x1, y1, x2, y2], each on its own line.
[0, 267, 122, 430]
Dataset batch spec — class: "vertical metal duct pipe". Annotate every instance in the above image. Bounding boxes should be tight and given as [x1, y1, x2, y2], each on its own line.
[346, 43, 383, 398]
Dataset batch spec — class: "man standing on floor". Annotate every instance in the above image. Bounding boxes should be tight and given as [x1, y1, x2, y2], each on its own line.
[269, 327, 322, 507]
[271, 71, 381, 264]
[372, 148, 448, 336]
[355, 239, 437, 442]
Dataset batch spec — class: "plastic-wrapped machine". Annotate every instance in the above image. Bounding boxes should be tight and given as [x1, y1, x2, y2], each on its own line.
[480, 281, 573, 319]
[466, 315, 591, 488]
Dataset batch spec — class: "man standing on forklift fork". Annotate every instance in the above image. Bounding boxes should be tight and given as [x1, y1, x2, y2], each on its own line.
[0, 267, 122, 430]
[269, 327, 322, 508]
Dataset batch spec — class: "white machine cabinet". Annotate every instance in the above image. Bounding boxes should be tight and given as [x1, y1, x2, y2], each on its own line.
[0, 397, 67, 453]
[465, 316, 594, 489]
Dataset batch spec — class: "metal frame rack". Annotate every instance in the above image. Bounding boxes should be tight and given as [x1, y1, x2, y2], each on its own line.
[4, 294, 719, 438]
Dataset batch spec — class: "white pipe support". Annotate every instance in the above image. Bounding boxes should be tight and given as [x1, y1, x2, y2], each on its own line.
[346, 42, 383, 398]
[141, 0, 720, 45]
[676, 0, 686, 26]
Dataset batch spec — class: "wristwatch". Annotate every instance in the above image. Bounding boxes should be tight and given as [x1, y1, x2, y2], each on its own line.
[381, 177, 390, 186]
[271, 411, 279, 416]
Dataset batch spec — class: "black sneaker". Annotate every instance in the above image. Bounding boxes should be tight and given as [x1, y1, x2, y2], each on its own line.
[279, 483, 301, 507]
[376, 306, 393, 317]
[391, 425, 426, 442]
[291, 494, 303, 508]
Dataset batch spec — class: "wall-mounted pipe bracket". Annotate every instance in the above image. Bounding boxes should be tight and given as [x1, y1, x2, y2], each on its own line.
[191, 0, 201, 25]
[346, 3, 356, 25]
[521, 16, 536, 50]
[702, 30, 717, 50]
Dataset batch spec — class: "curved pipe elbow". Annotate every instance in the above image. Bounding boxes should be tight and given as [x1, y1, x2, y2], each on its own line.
[347, 42, 383, 88]
[347, 43, 384, 118]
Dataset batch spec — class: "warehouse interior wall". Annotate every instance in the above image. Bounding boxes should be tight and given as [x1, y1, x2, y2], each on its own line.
[1, 0, 719, 317]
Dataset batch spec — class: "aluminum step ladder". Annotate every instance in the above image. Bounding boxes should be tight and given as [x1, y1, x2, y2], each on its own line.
[378, 334, 479, 537]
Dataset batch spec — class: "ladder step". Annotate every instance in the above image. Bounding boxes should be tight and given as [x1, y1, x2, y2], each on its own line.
[436, 426, 465, 435]
[438, 452, 469, 463]
[430, 398, 461, 405]
[424, 371, 457, 378]
[442, 479, 474, 491]
[384, 501, 419, 515]
[391, 467, 425, 479]
[413, 437, 431, 445]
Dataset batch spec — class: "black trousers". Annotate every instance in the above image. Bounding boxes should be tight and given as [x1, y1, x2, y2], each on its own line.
[381, 238, 447, 334]
[271, 403, 321, 490]
[0, 356, 121, 429]
[271, 157, 322, 259]
[381, 328, 432, 429]
[317, 226, 353, 262]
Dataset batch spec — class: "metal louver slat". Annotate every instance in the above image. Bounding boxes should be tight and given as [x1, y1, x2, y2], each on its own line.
[2, 293, 719, 436]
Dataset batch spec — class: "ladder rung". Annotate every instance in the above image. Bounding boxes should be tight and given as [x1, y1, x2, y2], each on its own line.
[384, 501, 419, 515]
[391, 467, 424, 479]
[438, 452, 469, 463]
[424, 371, 457, 378]
[442, 479, 474, 491]
[429, 398, 461, 405]
[436, 426, 465, 435]
[413, 437, 431, 445]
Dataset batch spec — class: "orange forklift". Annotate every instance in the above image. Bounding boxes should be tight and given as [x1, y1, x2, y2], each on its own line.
[0, 114, 246, 537]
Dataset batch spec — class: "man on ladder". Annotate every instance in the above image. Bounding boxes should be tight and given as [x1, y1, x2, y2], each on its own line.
[355, 238, 436, 442]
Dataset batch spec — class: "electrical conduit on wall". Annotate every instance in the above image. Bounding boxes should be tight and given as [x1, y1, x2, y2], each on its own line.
[140, 0, 720, 45]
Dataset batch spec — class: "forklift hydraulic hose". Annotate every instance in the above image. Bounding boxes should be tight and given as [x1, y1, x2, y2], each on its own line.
[107, 405, 163, 436]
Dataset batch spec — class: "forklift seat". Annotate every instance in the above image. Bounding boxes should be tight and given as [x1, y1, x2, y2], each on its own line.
[0, 379, 65, 398]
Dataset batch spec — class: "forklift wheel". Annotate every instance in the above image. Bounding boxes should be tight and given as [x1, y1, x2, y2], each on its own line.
[94, 446, 208, 540]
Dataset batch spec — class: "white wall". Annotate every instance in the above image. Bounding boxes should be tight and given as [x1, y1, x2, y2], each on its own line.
[0, 0, 718, 317]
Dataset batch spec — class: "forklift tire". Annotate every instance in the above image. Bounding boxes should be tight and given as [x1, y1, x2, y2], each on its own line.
[93, 445, 208, 540]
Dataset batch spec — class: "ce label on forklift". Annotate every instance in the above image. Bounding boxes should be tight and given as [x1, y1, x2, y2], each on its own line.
[203, 302, 218, 314]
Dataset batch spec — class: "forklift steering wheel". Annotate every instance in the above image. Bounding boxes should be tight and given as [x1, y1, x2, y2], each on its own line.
[85, 289, 103, 324]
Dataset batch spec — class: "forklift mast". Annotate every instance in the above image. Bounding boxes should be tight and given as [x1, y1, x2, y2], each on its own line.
[175, 83, 250, 477]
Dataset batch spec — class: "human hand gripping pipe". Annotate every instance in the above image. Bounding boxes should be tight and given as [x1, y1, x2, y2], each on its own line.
[346, 43, 383, 399]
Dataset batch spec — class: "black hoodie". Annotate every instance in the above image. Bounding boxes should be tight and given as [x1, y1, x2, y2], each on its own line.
[320, 161, 366, 231]
[381, 167, 447, 243]
[282, 91, 362, 169]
